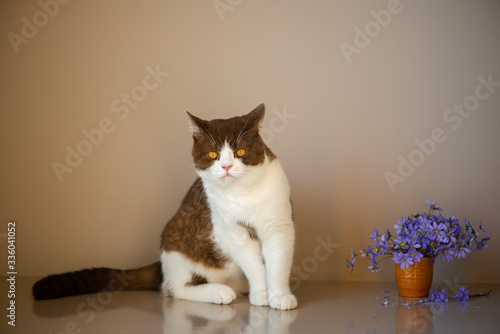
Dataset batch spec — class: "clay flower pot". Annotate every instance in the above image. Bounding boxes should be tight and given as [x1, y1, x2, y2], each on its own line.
[395, 257, 433, 298]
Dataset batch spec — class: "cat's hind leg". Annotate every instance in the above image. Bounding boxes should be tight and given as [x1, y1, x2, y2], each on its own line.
[174, 282, 236, 305]
[160, 251, 236, 305]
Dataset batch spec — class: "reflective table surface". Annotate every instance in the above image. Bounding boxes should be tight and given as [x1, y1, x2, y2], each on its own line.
[1, 277, 498, 333]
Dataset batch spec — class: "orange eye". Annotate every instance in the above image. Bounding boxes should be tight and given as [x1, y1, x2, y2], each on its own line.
[208, 151, 218, 159]
[236, 149, 246, 157]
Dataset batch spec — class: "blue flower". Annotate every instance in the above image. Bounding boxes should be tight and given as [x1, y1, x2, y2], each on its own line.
[444, 227, 458, 244]
[464, 219, 474, 235]
[359, 246, 367, 258]
[393, 236, 407, 250]
[427, 288, 438, 302]
[426, 200, 442, 212]
[455, 286, 469, 302]
[430, 222, 447, 241]
[346, 247, 357, 274]
[476, 221, 490, 250]
[374, 238, 389, 257]
[419, 221, 433, 238]
[435, 288, 449, 303]
[437, 224, 450, 243]
[439, 245, 454, 262]
[367, 245, 378, 262]
[370, 227, 380, 240]
[367, 263, 382, 273]
[346, 258, 355, 275]
[453, 239, 472, 259]
[408, 249, 424, 263]
[407, 238, 421, 250]
[477, 237, 490, 251]
[478, 221, 488, 235]
[427, 222, 440, 241]
[393, 252, 414, 270]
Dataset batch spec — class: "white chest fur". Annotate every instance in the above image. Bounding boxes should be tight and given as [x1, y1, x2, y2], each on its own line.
[199, 157, 292, 229]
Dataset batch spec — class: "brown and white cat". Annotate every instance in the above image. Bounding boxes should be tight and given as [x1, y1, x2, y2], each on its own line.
[33, 103, 297, 310]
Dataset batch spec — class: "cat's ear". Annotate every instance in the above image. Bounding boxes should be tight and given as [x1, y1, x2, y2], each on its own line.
[247, 103, 266, 127]
[186, 112, 208, 138]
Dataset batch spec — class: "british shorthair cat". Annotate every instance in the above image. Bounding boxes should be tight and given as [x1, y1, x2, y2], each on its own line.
[33, 103, 297, 310]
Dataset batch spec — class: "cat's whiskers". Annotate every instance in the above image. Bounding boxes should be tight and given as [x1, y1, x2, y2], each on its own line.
[235, 116, 252, 144]
[198, 123, 217, 147]
[192, 178, 207, 206]
[240, 172, 257, 187]
[237, 123, 260, 145]
[236, 128, 254, 143]
[193, 178, 205, 191]
[196, 188, 205, 206]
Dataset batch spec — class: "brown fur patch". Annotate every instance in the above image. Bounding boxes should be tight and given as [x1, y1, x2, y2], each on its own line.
[238, 221, 259, 241]
[161, 179, 229, 269]
[125, 262, 163, 290]
[187, 273, 208, 286]
[265, 145, 276, 161]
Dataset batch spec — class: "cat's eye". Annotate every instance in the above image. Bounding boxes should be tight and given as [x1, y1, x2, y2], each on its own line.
[235, 149, 246, 157]
[208, 151, 218, 159]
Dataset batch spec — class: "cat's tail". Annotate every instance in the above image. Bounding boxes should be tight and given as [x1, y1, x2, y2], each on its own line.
[32, 262, 162, 300]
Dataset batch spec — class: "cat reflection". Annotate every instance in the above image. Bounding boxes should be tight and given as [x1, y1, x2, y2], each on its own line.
[162, 297, 298, 334]
[396, 303, 434, 334]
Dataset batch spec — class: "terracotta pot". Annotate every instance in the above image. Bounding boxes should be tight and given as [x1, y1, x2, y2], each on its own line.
[395, 257, 433, 298]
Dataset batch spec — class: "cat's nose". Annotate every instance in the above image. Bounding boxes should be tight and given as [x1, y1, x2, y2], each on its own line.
[222, 165, 233, 172]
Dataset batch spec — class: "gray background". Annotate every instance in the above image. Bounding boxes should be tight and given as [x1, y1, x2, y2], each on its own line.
[1, 0, 499, 284]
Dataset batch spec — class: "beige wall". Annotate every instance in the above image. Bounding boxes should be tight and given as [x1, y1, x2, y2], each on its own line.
[1, 0, 499, 284]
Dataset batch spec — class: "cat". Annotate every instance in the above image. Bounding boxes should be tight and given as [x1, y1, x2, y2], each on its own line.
[32, 103, 297, 310]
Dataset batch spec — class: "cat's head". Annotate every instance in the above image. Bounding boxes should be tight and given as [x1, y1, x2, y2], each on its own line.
[187, 103, 274, 185]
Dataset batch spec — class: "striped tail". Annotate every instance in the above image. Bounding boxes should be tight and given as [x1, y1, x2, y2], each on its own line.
[32, 262, 162, 300]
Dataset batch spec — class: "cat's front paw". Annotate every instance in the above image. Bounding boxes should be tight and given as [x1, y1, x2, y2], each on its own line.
[209, 284, 237, 305]
[249, 290, 268, 306]
[269, 294, 297, 310]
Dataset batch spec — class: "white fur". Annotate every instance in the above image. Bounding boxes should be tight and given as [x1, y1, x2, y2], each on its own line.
[160, 251, 242, 304]
[161, 142, 297, 310]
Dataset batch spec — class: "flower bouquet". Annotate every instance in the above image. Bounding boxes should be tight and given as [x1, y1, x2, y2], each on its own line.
[346, 201, 491, 297]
